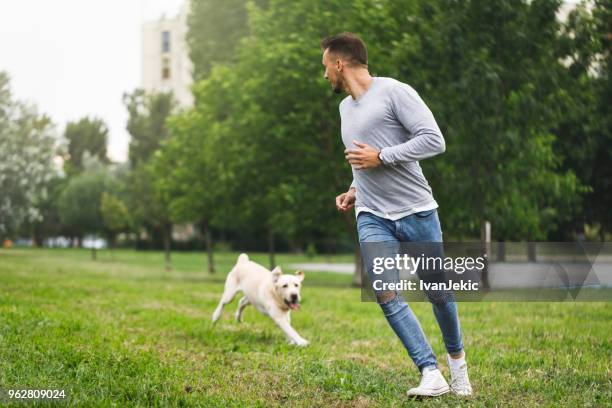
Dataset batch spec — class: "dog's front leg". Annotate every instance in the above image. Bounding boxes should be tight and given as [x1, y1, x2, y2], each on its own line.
[270, 312, 309, 346]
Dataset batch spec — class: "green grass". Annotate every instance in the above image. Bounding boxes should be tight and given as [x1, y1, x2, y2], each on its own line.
[0, 248, 610, 407]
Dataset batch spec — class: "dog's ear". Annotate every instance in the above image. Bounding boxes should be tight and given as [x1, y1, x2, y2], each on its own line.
[271, 266, 282, 283]
[295, 270, 305, 282]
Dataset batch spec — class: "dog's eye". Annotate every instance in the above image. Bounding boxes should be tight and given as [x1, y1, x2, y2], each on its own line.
[294, 284, 298, 287]
[282, 284, 288, 288]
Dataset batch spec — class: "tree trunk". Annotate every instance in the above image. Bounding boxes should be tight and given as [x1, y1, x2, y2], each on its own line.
[163, 223, 172, 271]
[497, 240, 506, 262]
[527, 242, 536, 262]
[202, 220, 215, 274]
[91, 234, 97, 261]
[268, 228, 276, 270]
[480, 221, 491, 289]
[109, 233, 116, 260]
[32, 231, 43, 247]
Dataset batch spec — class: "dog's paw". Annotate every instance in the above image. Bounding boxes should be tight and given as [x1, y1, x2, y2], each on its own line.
[235, 313, 242, 323]
[211, 311, 221, 324]
[291, 338, 310, 347]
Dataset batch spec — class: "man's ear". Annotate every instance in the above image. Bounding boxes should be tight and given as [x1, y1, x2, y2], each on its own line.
[271, 266, 282, 283]
[295, 270, 305, 282]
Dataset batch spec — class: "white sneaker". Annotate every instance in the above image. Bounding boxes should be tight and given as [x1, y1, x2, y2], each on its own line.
[406, 367, 450, 397]
[447, 354, 473, 396]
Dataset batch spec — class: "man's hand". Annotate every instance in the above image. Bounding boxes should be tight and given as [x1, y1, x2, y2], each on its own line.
[335, 187, 356, 212]
[345, 141, 381, 170]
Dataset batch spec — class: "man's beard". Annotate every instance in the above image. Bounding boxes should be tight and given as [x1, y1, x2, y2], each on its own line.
[333, 77, 344, 94]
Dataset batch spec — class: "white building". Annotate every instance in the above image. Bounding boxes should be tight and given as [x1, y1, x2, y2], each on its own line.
[142, 1, 193, 108]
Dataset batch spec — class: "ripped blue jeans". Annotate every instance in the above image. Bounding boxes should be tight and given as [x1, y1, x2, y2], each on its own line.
[357, 209, 463, 372]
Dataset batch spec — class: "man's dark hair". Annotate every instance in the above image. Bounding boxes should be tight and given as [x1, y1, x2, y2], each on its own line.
[321, 32, 368, 67]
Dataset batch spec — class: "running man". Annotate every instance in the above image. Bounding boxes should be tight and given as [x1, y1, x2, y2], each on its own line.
[321, 32, 472, 398]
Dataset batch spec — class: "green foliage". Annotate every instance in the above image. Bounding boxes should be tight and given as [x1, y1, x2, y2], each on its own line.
[381, 0, 583, 240]
[125, 163, 172, 235]
[100, 192, 130, 234]
[171, 0, 595, 245]
[57, 169, 110, 238]
[26, 175, 67, 246]
[179, 0, 400, 247]
[554, 0, 612, 239]
[63, 116, 109, 175]
[124, 89, 176, 167]
[152, 108, 217, 225]
[122, 89, 177, 245]
[187, 0, 265, 80]
[0, 71, 59, 239]
[305, 242, 317, 259]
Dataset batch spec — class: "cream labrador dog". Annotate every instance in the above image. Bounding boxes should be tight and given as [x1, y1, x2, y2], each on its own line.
[212, 254, 309, 346]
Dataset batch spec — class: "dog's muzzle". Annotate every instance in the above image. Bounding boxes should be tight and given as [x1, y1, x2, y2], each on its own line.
[285, 296, 300, 310]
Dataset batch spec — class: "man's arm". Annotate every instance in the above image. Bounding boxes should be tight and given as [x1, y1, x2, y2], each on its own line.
[378, 85, 445, 165]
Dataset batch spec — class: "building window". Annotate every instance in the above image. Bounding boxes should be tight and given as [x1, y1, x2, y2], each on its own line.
[162, 31, 170, 53]
[162, 57, 171, 80]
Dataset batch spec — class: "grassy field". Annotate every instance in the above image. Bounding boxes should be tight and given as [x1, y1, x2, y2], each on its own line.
[0, 248, 610, 407]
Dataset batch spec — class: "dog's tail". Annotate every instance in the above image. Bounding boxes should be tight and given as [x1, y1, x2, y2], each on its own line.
[237, 253, 249, 264]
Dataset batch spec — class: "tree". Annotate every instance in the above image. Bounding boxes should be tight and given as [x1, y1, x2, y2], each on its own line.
[0, 71, 59, 240]
[153, 108, 224, 273]
[101, 192, 130, 251]
[587, 0, 612, 240]
[63, 117, 109, 175]
[178, 0, 598, 279]
[385, 0, 582, 240]
[184, 0, 399, 281]
[57, 168, 109, 258]
[124, 90, 175, 167]
[123, 89, 177, 269]
[187, 0, 267, 80]
[127, 163, 174, 270]
[26, 175, 66, 247]
[555, 0, 611, 240]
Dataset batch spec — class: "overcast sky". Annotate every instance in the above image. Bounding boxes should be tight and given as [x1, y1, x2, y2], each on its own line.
[0, 0, 185, 162]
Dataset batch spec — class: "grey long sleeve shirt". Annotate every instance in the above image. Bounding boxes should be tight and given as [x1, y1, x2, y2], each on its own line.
[339, 77, 445, 220]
